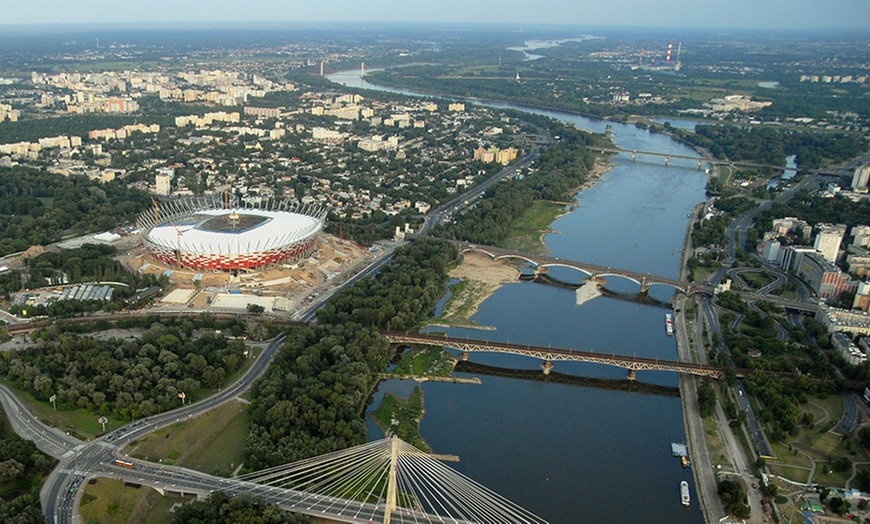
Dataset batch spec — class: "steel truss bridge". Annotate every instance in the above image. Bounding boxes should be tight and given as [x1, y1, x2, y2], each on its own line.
[382, 331, 726, 380]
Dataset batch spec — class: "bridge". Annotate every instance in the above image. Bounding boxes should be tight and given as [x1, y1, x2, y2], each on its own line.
[455, 242, 713, 296]
[382, 331, 726, 380]
[0, 331, 546, 524]
[592, 146, 852, 177]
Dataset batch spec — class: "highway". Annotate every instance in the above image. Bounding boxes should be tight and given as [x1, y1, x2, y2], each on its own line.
[13, 331, 287, 523]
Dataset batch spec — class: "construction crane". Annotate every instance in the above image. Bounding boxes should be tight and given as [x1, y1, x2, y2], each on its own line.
[152, 197, 183, 269]
[224, 178, 239, 227]
[167, 217, 183, 269]
[150, 196, 160, 225]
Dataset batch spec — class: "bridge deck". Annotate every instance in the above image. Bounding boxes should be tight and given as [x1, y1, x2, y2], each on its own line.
[383, 331, 725, 379]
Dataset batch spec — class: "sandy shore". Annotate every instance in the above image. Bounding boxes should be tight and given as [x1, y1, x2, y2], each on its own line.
[433, 253, 520, 327]
[575, 279, 604, 306]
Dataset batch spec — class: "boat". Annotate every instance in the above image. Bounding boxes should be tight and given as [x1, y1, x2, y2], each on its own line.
[665, 313, 674, 336]
[681, 481, 690, 507]
[681, 455, 688, 468]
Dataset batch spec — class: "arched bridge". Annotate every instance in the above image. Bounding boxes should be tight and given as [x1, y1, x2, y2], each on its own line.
[382, 331, 726, 380]
[455, 242, 714, 296]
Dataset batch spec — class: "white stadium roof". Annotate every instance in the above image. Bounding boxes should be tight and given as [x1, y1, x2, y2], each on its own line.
[147, 209, 321, 256]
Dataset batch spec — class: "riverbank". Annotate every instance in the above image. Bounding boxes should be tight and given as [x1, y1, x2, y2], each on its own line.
[502, 157, 614, 255]
[431, 252, 520, 328]
[676, 193, 728, 522]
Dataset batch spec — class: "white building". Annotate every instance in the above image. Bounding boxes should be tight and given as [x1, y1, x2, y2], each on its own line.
[155, 173, 171, 196]
[852, 225, 870, 249]
[813, 223, 847, 262]
[852, 165, 870, 191]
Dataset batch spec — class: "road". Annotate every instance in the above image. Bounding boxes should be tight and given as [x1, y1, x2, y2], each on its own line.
[728, 174, 822, 258]
[14, 331, 286, 523]
[423, 131, 551, 233]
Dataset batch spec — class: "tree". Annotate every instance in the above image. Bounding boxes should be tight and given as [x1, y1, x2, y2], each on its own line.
[718, 478, 751, 519]
[246, 303, 266, 315]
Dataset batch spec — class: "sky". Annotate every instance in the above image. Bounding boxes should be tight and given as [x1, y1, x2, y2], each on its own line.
[1, 0, 868, 29]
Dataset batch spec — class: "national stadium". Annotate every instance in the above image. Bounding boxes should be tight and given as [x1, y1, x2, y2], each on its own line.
[136, 196, 326, 271]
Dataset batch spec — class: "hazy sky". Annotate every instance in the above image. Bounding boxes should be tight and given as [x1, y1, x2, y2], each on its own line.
[2, 0, 867, 29]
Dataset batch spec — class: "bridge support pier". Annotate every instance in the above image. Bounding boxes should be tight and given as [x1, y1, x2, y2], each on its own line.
[631, 151, 637, 161]
[697, 160, 703, 170]
[460, 352, 469, 362]
[541, 360, 554, 375]
[664, 156, 669, 166]
[627, 369, 637, 381]
[639, 279, 649, 295]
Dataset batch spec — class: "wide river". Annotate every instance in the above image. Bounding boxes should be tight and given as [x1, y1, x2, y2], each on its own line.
[329, 70, 708, 523]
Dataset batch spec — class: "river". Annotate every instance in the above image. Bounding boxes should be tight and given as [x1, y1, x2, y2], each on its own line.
[329, 70, 709, 523]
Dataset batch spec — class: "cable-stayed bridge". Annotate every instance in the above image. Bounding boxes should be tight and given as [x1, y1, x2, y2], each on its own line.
[230, 436, 547, 523]
[93, 436, 547, 524]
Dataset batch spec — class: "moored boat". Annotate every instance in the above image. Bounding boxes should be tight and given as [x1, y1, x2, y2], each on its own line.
[681, 480, 690, 507]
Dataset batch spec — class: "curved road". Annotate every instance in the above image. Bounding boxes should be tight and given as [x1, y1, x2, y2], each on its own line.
[0, 331, 286, 524]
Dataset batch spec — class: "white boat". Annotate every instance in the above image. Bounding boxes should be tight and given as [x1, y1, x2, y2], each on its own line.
[681, 480, 690, 507]
[665, 313, 674, 336]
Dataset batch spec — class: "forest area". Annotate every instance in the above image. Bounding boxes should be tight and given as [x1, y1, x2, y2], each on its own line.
[676, 124, 867, 169]
[0, 416, 51, 524]
[0, 167, 150, 256]
[431, 122, 595, 246]
[244, 239, 458, 470]
[0, 323, 247, 420]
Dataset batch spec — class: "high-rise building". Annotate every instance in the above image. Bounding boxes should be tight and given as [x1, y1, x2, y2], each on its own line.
[813, 223, 847, 262]
[852, 165, 870, 190]
[155, 173, 171, 196]
[780, 245, 856, 301]
[853, 225, 870, 248]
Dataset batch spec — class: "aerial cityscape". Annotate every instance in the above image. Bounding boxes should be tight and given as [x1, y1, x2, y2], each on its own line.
[0, 4, 868, 524]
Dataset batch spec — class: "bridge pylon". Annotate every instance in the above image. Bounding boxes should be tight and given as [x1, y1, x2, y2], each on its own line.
[384, 435, 399, 524]
[639, 278, 649, 295]
[460, 351, 469, 362]
[627, 369, 637, 381]
[541, 360, 554, 375]
[664, 156, 669, 166]
[631, 150, 637, 161]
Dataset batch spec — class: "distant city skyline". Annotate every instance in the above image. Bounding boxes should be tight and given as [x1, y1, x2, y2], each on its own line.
[1, 0, 867, 30]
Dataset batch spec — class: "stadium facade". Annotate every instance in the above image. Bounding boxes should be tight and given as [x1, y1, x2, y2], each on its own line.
[137, 196, 326, 271]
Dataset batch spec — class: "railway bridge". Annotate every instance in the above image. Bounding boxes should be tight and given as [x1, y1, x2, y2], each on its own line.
[382, 331, 726, 380]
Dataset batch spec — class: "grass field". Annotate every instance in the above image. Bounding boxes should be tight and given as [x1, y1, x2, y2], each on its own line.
[79, 477, 189, 524]
[703, 416, 730, 469]
[0, 381, 130, 440]
[388, 347, 456, 378]
[764, 394, 867, 488]
[371, 386, 429, 452]
[125, 399, 250, 477]
[502, 200, 567, 254]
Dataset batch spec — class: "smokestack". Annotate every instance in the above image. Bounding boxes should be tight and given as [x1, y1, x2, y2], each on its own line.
[666, 41, 673, 63]
[320, 61, 324, 77]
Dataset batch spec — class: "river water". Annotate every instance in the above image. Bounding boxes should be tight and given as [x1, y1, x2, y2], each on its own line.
[329, 70, 708, 523]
